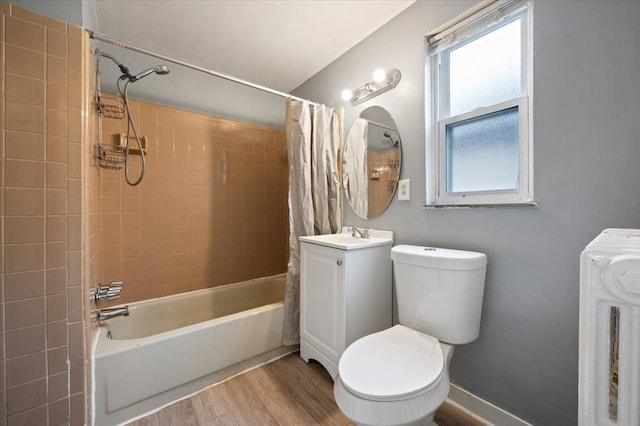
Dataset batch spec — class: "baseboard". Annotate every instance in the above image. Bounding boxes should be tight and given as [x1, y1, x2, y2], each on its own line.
[440, 384, 533, 426]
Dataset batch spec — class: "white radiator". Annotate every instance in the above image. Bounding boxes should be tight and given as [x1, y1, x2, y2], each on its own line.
[580, 228, 640, 425]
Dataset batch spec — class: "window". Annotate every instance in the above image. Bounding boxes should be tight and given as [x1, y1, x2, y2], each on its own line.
[426, 0, 534, 206]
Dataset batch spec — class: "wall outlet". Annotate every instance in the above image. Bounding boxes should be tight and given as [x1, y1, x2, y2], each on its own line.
[398, 179, 410, 200]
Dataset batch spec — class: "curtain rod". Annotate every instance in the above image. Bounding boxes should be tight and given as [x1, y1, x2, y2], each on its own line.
[88, 30, 320, 106]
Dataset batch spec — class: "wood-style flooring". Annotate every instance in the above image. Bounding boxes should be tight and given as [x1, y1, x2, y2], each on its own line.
[127, 353, 352, 425]
[127, 352, 485, 426]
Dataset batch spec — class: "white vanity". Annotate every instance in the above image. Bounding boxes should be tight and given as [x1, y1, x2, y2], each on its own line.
[299, 228, 393, 379]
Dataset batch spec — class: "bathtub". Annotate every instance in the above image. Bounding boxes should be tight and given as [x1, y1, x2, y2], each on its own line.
[93, 274, 295, 426]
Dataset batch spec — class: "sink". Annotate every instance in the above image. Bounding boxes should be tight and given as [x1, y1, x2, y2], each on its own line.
[299, 228, 394, 250]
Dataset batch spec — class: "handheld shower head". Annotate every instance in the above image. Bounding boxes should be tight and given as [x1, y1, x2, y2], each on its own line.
[130, 65, 171, 82]
[96, 50, 171, 187]
[154, 65, 170, 75]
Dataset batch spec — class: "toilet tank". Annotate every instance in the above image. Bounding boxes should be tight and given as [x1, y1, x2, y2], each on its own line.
[391, 245, 487, 345]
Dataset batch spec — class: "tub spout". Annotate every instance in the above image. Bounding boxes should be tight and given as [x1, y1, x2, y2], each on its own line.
[95, 306, 129, 322]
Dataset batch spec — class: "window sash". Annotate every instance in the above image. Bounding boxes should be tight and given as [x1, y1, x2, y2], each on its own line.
[436, 97, 530, 205]
[438, 10, 528, 119]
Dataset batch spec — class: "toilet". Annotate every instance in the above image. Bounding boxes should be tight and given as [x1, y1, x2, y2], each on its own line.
[334, 245, 487, 426]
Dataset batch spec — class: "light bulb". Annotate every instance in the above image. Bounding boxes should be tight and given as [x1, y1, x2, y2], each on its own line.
[373, 68, 387, 83]
[341, 89, 353, 101]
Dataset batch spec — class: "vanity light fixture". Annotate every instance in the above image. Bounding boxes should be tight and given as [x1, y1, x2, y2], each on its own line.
[343, 68, 401, 106]
[373, 68, 387, 83]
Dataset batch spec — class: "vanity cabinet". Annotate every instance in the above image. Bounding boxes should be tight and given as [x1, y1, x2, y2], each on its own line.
[299, 230, 393, 379]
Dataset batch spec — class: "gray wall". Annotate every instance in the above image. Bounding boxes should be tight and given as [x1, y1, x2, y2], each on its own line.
[91, 39, 287, 129]
[7, 0, 82, 25]
[8, 0, 288, 129]
[293, 1, 640, 425]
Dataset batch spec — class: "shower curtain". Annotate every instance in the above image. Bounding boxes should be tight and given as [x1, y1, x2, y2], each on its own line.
[283, 99, 343, 346]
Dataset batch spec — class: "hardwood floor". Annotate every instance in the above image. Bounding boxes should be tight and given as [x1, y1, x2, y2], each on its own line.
[127, 353, 352, 425]
[127, 352, 486, 426]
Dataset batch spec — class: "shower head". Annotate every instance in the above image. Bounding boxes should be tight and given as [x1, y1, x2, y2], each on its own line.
[154, 65, 170, 75]
[129, 65, 171, 82]
[97, 48, 170, 83]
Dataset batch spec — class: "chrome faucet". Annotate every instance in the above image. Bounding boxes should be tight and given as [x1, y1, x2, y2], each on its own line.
[349, 226, 370, 239]
[91, 281, 123, 303]
[94, 306, 129, 322]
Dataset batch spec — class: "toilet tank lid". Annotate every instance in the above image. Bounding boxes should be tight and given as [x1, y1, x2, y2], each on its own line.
[391, 245, 487, 270]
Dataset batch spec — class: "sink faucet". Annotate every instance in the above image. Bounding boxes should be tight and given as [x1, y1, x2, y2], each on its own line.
[94, 306, 129, 322]
[349, 226, 370, 239]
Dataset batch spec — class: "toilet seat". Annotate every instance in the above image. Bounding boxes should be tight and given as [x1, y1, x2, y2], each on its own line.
[338, 325, 444, 401]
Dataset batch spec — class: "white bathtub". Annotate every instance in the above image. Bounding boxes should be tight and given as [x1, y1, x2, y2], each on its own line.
[93, 274, 295, 426]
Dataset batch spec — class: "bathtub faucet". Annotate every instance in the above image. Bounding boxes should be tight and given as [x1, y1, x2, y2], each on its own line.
[95, 306, 129, 322]
[91, 281, 124, 303]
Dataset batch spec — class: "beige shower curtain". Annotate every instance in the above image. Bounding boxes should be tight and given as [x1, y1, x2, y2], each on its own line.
[283, 99, 343, 346]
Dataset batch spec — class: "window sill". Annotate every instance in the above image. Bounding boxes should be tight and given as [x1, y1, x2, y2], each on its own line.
[422, 201, 538, 209]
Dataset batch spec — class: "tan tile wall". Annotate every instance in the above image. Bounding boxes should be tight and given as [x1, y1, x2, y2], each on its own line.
[97, 97, 289, 305]
[1, 4, 87, 425]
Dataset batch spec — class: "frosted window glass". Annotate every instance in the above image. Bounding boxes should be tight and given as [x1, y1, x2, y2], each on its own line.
[448, 19, 521, 117]
[446, 107, 519, 193]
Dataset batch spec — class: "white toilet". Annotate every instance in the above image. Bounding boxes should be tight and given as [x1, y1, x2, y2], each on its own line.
[334, 245, 487, 426]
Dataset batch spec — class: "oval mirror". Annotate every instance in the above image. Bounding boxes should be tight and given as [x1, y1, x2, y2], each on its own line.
[343, 106, 401, 219]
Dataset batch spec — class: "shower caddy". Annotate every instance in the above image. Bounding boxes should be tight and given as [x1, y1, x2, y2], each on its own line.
[94, 51, 127, 170]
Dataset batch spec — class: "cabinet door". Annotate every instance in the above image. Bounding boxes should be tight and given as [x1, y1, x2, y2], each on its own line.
[300, 243, 345, 362]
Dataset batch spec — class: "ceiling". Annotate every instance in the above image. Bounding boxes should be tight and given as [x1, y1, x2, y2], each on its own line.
[87, 0, 415, 93]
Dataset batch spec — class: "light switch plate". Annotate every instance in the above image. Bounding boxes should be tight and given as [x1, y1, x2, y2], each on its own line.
[398, 179, 410, 200]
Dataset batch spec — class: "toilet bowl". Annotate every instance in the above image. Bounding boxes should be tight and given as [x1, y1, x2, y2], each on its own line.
[334, 325, 453, 426]
[334, 245, 487, 426]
